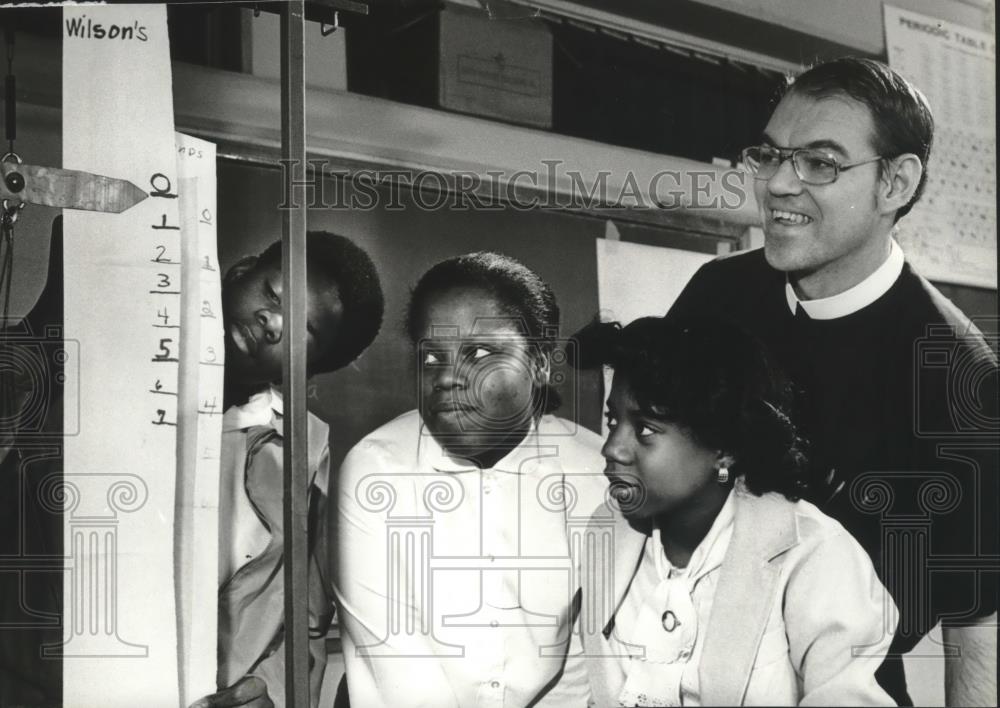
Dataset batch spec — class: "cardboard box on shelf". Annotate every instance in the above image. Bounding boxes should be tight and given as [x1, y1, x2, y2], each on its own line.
[346, 2, 552, 130]
[438, 5, 553, 129]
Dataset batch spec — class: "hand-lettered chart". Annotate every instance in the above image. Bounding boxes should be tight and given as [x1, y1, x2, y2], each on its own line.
[60, 6, 191, 705]
[175, 131, 224, 707]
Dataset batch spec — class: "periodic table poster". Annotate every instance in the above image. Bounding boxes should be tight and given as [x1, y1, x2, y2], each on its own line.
[884, 5, 997, 290]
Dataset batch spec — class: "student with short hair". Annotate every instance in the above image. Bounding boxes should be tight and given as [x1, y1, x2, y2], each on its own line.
[335, 252, 607, 708]
[194, 230, 384, 708]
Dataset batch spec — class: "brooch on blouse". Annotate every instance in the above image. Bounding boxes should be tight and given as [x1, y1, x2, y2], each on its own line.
[661, 610, 680, 632]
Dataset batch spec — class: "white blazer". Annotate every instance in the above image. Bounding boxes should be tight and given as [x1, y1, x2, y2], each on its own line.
[579, 488, 898, 706]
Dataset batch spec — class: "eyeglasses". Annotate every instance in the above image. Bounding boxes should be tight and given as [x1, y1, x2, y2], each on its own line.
[741, 145, 883, 185]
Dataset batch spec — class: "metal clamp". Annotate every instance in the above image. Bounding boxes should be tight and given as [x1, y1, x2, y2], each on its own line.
[1, 152, 23, 194]
[1, 197, 24, 228]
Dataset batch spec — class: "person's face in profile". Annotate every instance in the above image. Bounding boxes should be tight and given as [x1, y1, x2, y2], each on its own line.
[601, 373, 719, 520]
[755, 92, 887, 288]
[222, 256, 343, 385]
[414, 286, 546, 461]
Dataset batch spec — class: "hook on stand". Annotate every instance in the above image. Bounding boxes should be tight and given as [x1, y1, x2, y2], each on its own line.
[320, 11, 340, 35]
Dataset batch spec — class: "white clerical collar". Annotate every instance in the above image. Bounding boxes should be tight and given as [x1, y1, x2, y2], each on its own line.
[785, 240, 904, 320]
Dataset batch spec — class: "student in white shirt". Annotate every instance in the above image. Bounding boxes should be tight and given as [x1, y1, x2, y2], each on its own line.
[577, 316, 897, 706]
[335, 252, 607, 708]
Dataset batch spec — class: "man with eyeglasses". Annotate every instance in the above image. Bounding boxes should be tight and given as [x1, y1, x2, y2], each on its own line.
[669, 57, 996, 706]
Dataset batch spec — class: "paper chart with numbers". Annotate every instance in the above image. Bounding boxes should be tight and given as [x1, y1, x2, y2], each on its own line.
[175, 131, 223, 706]
[62, 5, 183, 705]
[884, 5, 997, 289]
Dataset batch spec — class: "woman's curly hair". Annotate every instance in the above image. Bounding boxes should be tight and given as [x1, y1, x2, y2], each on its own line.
[575, 315, 808, 500]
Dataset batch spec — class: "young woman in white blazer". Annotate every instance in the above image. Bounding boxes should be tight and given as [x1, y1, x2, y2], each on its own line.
[576, 317, 898, 707]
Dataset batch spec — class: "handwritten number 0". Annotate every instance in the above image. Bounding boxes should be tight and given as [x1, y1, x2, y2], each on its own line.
[150, 173, 178, 199]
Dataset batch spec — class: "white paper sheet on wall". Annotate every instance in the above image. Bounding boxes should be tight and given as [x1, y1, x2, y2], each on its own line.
[596, 236, 714, 326]
[175, 132, 223, 706]
[595, 234, 714, 434]
[61, 5, 183, 705]
[884, 5, 997, 289]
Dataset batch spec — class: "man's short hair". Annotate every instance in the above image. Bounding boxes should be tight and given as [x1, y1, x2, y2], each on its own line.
[258, 230, 384, 373]
[783, 57, 934, 221]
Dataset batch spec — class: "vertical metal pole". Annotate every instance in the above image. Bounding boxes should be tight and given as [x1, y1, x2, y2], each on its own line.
[280, 2, 310, 706]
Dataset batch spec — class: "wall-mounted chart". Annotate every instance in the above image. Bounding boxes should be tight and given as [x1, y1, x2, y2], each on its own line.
[61, 7, 221, 705]
[884, 5, 997, 290]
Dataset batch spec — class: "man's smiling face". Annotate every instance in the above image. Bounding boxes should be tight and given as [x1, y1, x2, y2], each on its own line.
[756, 92, 889, 294]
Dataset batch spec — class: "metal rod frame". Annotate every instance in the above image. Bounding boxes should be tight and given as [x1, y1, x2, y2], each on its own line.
[280, 2, 310, 706]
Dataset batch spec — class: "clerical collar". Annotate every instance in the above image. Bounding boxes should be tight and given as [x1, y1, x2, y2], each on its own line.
[785, 240, 904, 320]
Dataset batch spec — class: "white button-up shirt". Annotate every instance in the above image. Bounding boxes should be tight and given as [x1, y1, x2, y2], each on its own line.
[219, 387, 284, 583]
[335, 410, 607, 708]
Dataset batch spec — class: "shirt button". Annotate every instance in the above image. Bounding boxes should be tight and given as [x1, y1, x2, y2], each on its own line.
[490, 680, 500, 689]
[490, 620, 499, 628]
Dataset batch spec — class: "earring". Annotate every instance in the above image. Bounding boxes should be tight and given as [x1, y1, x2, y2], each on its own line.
[716, 466, 730, 485]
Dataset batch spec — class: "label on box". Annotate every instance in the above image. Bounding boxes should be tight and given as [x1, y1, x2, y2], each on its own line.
[439, 5, 553, 128]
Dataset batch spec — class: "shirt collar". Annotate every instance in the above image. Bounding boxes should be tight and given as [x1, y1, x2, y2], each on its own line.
[222, 386, 283, 433]
[652, 488, 736, 583]
[417, 417, 544, 475]
[785, 239, 904, 320]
